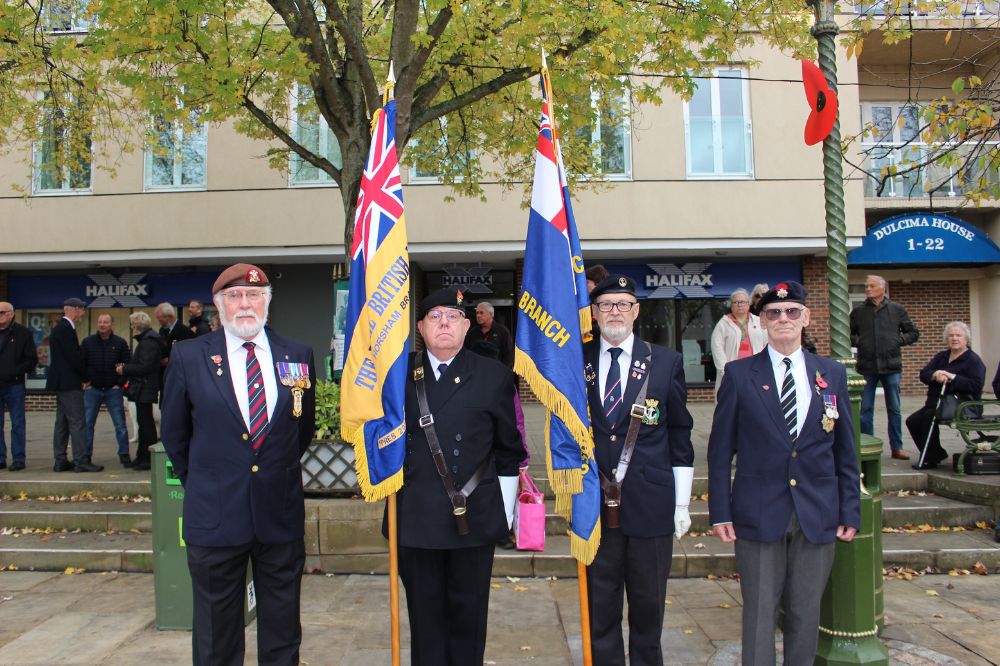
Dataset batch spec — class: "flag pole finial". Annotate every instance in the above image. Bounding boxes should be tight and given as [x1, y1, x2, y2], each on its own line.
[383, 62, 396, 104]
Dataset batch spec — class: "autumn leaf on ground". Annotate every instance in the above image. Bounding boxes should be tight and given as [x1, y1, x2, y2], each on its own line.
[17, 492, 27, 501]
[490, 583, 501, 589]
[926, 589, 939, 596]
[513, 585, 529, 592]
[972, 561, 989, 575]
[683, 629, 694, 635]
[693, 542, 706, 549]
[719, 603, 732, 609]
[975, 521, 988, 530]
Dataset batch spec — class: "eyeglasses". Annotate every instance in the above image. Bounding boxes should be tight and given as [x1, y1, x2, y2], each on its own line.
[731, 300, 749, 306]
[763, 307, 805, 321]
[425, 310, 465, 324]
[0, 310, 13, 315]
[594, 301, 638, 313]
[221, 289, 266, 303]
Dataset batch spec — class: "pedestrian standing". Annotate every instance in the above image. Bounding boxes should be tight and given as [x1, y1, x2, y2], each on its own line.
[0, 302, 37, 471]
[49, 298, 103, 473]
[850, 275, 920, 460]
[187, 300, 211, 337]
[82, 314, 132, 467]
[116, 312, 164, 471]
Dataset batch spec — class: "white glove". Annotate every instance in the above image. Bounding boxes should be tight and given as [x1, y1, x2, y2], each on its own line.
[499, 476, 519, 530]
[673, 466, 694, 538]
[674, 505, 691, 539]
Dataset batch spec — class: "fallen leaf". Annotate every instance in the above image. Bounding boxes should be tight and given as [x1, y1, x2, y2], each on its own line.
[665, 599, 673, 605]
[513, 585, 529, 592]
[490, 583, 501, 590]
[683, 629, 694, 635]
[519, 646, 531, 651]
[505, 576, 521, 583]
[926, 590, 939, 596]
[719, 603, 732, 609]
[693, 543, 706, 549]
[973, 562, 989, 575]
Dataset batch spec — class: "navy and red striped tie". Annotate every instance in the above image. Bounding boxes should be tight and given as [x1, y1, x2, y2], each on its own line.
[243, 342, 269, 449]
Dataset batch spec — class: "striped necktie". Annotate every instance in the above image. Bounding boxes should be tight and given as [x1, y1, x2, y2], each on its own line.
[604, 347, 624, 424]
[243, 342, 269, 449]
[780, 357, 797, 440]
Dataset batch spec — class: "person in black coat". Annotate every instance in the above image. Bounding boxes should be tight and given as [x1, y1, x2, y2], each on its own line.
[47, 298, 103, 472]
[116, 312, 165, 471]
[0, 302, 37, 470]
[186, 300, 212, 337]
[906, 321, 986, 469]
[583, 276, 695, 666]
[993, 360, 999, 400]
[389, 287, 523, 666]
[155, 302, 195, 396]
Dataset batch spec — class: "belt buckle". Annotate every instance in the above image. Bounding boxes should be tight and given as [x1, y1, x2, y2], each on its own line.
[419, 414, 434, 428]
[630, 404, 646, 419]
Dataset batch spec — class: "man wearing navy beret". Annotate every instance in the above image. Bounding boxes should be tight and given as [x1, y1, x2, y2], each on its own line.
[708, 280, 860, 664]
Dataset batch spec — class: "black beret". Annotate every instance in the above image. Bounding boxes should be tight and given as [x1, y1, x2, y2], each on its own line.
[64, 297, 86, 308]
[419, 287, 467, 319]
[590, 274, 637, 302]
[213, 263, 269, 294]
[757, 280, 808, 311]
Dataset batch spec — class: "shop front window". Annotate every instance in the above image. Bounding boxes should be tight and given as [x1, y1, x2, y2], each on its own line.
[634, 298, 729, 385]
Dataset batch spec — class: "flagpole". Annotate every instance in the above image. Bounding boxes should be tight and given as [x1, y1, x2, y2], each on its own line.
[541, 49, 594, 666]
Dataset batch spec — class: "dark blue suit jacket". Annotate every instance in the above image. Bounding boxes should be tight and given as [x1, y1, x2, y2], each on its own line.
[160, 329, 316, 547]
[707, 348, 860, 545]
[584, 337, 694, 538]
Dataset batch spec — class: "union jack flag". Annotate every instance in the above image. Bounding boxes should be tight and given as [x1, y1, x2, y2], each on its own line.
[351, 103, 405, 262]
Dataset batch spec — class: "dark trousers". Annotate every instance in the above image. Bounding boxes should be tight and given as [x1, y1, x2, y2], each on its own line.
[398, 543, 495, 666]
[586, 528, 673, 666]
[907, 406, 948, 465]
[734, 513, 835, 665]
[53, 389, 87, 465]
[0, 383, 27, 463]
[134, 401, 157, 465]
[187, 539, 305, 666]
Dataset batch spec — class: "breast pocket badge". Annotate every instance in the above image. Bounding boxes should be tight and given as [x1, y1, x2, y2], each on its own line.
[641, 398, 660, 426]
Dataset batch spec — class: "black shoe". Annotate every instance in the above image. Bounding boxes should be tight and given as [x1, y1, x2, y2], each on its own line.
[912, 462, 938, 470]
[0, 462, 6, 470]
[995, 525, 1000, 543]
[132, 461, 150, 471]
[73, 462, 104, 473]
[8, 462, 25, 472]
[497, 534, 516, 550]
[119, 453, 132, 468]
[81, 456, 92, 465]
[54, 461, 74, 472]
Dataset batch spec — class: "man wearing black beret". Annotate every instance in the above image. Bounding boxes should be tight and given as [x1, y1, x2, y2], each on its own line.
[708, 280, 860, 664]
[389, 286, 523, 665]
[584, 275, 695, 666]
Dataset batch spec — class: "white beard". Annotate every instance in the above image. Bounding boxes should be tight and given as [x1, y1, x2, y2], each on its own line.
[601, 322, 630, 345]
[221, 308, 266, 339]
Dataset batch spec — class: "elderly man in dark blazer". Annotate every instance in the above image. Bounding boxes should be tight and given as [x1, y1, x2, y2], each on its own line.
[583, 275, 694, 666]
[48, 297, 103, 473]
[708, 281, 860, 665]
[161, 263, 315, 666]
[390, 286, 523, 666]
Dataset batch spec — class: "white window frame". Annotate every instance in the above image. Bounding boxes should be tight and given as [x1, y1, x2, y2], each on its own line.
[408, 117, 475, 184]
[144, 107, 207, 192]
[288, 84, 341, 188]
[32, 94, 93, 196]
[43, 0, 94, 33]
[683, 66, 754, 180]
[582, 87, 632, 181]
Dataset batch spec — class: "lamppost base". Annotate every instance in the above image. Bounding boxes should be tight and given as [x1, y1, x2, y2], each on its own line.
[815, 634, 890, 665]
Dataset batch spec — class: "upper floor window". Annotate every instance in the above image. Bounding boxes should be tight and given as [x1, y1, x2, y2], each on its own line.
[145, 108, 207, 191]
[409, 117, 474, 183]
[290, 85, 342, 186]
[43, 0, 93, 32]
[33, 94, 92, 194]
[684, 67, 754, 179]
[575, 89, 632, 180]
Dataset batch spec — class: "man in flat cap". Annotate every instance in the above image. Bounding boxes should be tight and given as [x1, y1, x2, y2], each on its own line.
[161, 263, 316, 665]
[583, 275, 694, 666]
[49, 298, 103, 472]
[708, 280, 860, 664]
[391, 286, 523, 665]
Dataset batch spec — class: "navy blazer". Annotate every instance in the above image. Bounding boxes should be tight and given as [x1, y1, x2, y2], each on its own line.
[387, 349, 523, 550]
[45, 317, 85, 391]
[584, 337, 695, 538]
[707, 348, 861, 545]
[160, 329, 316, 547]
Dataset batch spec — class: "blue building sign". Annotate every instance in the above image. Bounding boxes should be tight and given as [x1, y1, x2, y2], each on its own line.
[848, 213, 1000, 266]
[603, 261, 801, 299]
[8, 271, 217, 309]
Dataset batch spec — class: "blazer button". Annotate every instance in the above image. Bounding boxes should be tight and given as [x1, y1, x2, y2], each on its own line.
[789, 478, 797, 487]
[455, 434, 462, 442]
[610, 435, 617, 442]
[452, 465, 459, 474]
[242, 433, 249, 441]
[453, 449, 460, 456]
[251, 465, 259, 473]
[791, 451, 798, 459]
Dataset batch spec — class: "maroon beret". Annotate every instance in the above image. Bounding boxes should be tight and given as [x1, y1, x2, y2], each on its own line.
[212, 263, 269, 294]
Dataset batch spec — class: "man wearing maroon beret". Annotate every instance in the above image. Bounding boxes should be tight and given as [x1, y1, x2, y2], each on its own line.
[161, 263, 316, 665]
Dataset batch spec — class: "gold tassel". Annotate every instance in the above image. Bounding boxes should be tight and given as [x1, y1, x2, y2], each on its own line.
[570, 521, 602, 566]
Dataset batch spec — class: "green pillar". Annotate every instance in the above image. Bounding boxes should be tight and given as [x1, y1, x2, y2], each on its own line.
[809, 1, 889, 663]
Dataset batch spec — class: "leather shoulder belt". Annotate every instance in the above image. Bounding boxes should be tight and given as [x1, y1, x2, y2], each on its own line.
[599, 340, 653, 529]
[413, 352, 491, 536]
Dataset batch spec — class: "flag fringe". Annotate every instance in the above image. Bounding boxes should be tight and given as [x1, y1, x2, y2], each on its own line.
[345, 425, 404, 503]
[578, 307, 593, 344]
[570, 521, 601, 566]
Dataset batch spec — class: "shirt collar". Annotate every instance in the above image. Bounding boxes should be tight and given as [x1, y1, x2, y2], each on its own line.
[224, 327, 270, 356]
[767, 344, 804, 369]
[426, 348, 458, 369]
[63, 316, 76, 330]
[600, 333, 634, 359]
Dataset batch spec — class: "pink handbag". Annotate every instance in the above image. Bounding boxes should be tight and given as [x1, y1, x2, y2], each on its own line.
[514, 469, 546, 551]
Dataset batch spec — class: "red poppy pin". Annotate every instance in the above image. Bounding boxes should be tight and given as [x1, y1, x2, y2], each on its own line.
[763, 385, 770, 391]
[802, 59, 838, 146]
[211, 355, 224, 376]
[815, 371, 828, 390]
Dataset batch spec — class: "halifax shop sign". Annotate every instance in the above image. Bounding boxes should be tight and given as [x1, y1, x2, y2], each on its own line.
[848, 213, 1000, 266]
[8, 271, 217, 309]
[603, 262, 801, 299]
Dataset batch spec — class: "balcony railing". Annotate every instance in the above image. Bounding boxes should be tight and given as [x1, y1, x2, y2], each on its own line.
[861, 141, 1000, 199]
[849, 0, 999, 15]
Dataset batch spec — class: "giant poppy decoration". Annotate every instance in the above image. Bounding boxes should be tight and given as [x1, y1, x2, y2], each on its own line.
[802, 59, 838, 146]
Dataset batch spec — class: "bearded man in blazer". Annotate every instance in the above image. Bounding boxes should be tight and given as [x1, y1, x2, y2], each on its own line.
[583, 275, 695, 666]
[161, 263, 315, 666]
[708, 281, 860, 665]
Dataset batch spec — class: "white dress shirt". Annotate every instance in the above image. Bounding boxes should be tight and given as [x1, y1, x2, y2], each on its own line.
[225, 327, 277, 429]
[767, 345, 811, 438]
[598, 333, 635, 400]
[426, 349, 456, 380]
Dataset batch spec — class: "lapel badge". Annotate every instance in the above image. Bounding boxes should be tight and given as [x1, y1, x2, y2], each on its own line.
[211, 355, 224, 376]
[763, 384, 770, 391]
[454, 376, 461, 384]
[584, 363, 596, 384]
[641, 399, 660, 426]
[641, 362, 646, 370]
[414, 366, 425, 381]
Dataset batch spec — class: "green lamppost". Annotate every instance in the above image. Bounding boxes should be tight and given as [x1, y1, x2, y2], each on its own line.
[809, 1, 890, 663]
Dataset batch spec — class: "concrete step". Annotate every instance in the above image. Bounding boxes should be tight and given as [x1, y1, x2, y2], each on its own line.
[2, 527, 997, 577]
[0, 499, 152, 532]
[0, 477, 150, 500]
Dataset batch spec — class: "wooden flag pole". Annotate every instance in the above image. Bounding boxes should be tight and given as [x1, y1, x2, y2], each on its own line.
[388, 493, 401, 666]
[577, 560, 593, 666]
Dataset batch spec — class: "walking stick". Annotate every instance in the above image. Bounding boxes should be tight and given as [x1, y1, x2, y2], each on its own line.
[917, 380, 948, 469]
[388, 493, 400, 666]
[577, 560, 593, 666]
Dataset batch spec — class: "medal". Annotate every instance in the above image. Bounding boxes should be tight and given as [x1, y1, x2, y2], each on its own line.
[277, 362, 311, 417]
[821, 415, 835, 432]
[292, 387, 304, 417]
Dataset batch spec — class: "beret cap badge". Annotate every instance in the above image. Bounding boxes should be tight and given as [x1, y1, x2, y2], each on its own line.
[618, 277, 627, 287]
[776, 283, 789, 299]
[456, 290, 463, 305]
